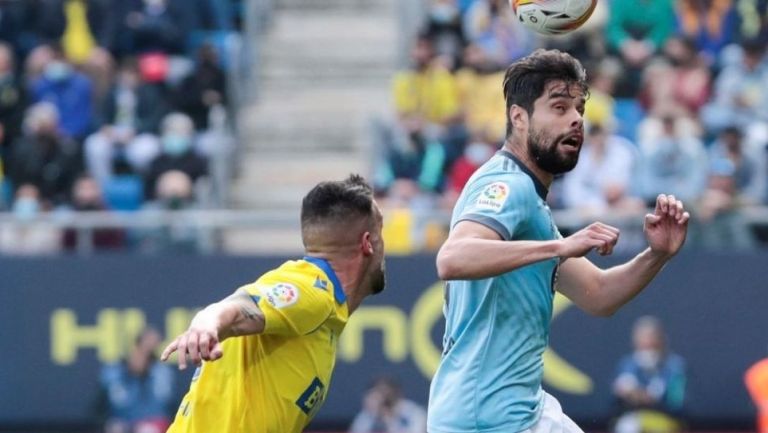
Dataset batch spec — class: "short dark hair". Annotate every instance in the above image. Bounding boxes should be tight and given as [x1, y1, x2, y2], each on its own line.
[301, 174, 375, 234]
[502, 49, 588, 137]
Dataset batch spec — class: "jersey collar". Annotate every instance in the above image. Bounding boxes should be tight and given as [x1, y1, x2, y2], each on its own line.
[303, 256, 347, 304]
[498, 150, 549, 201]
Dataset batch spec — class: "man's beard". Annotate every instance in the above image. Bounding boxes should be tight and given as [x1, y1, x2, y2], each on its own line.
[370, 262, 386, 295]
[527, 125, 580, 175]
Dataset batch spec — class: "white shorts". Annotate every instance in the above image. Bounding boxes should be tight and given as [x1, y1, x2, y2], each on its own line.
[522, 392, 584, 433]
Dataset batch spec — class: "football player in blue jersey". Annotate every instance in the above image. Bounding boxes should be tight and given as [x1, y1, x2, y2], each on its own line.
[427, 49, 690, 433]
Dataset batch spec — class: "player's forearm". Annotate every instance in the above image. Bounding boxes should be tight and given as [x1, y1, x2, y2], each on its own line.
[594, 247, 670, 315]
[195, 296, 265, 341]
[437, 237, 561, 280]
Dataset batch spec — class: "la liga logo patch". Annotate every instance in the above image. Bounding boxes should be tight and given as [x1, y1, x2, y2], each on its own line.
[475, 182, 509, 212]
[261, 283, 299, 308]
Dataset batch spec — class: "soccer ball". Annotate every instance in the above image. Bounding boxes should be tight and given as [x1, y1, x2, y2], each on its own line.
[510, 0, 597, 36]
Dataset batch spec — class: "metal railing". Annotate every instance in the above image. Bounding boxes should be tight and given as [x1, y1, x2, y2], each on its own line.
[2, 206, 768, 255]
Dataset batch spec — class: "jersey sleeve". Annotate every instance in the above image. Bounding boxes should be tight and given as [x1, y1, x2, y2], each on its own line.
[240, 281, 333, 336]
[454, 173, 532, 241]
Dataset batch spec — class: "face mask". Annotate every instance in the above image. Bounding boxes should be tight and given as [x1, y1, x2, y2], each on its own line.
[12, 197, 40, 220]
[165, 196, 188, 210]
[44, 61, 72, 82]
[634, 349, 661, 369]
[162, 134, 191, 156]
[465, 142, 494, 165]
[430, 4, 458, 23]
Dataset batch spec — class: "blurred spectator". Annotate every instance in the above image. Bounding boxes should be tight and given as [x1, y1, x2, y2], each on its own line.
[455, 44, 506, 142]
[62, 175, 126, 252]
[7, 102, 81, 204]
[174, 44, 226, 131]
[638, 115, 708, 205]
[700, 37, 768, 140]
[442, 130, 497, 208]
[612, 316, 686, 433]
[138, 170, 204, 254]
[708, 126, 766, 204]
[0, 184, 61, 255]
[462, 0, 537, 65]
[392, 33, 460, 127]
[143, 113, 208, 200]
[639, 36, 711, 138]
[733, 0, 768, 41]
[349, 377, 427, 433]
[675, 0, 738, 64]
[606, 0, 675, 97]
[745, 353, 768, 433]
[0, 43, 25, 157]
[693, 128, 765, 251]
[115, 0, 186, 56]
[28, 44, 94, 140]
[374, 115, 446, 204]
[85, 58, 172, 186]
[57, 0, 116, 64]
[422, 0, 466, 70]
[98, 327, 175, 433]
[562, 123, 643, 215]
[584, 58, 621, 131]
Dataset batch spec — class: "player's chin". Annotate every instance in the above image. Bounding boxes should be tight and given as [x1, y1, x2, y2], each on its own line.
[370, 269, 386, 295]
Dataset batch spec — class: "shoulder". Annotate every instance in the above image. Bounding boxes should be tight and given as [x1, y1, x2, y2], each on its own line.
[465, 157, 537, 201]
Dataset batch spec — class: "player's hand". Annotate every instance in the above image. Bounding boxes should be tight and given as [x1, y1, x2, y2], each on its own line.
[645, 194, 690, 258]
[160, 312, 224, 370]
[557, 222, 620, 258]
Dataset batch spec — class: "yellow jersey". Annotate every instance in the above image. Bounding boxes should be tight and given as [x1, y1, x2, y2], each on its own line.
[167, 257, 349, 433]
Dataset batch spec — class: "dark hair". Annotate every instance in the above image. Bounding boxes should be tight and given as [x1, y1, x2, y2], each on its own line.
[301, 174, 374, 233]
[502, 49, 588, 137]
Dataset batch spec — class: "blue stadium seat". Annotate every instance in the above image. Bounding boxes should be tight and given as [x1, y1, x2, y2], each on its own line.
[104, 176, 144, 212]
[613, 98, 646, 143]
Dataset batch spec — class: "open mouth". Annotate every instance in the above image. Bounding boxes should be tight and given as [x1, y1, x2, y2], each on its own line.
[560, 135, 582, 148]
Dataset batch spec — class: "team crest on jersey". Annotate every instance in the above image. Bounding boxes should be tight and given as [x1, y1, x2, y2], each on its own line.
[260, 283, 299, 308]
[475, 182, 509, 212]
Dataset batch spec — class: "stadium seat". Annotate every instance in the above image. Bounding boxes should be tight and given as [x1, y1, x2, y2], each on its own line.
[104, 175, 144, 212]
[613, 98, 645, 143]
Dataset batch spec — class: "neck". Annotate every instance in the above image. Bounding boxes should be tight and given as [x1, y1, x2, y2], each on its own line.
[503, 140, 554, 188]
[305, 250, 367, 313]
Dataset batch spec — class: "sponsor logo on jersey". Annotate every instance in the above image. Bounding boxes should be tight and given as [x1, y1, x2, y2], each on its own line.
[475, 182, 509, 212]
[260, 283, 299, 308]
[296, 377, 325, 415]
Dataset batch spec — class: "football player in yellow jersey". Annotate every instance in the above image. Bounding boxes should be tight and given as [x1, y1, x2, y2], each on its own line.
[160, 174, 386, 433]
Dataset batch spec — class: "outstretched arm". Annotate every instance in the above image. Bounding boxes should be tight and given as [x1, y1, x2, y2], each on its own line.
[160, 289, 265, 369]
[557, 194, 690, 317]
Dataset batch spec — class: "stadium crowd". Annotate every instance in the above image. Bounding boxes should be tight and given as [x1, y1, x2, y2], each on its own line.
[0, 0, 241, 254]
[374, 0, 768, 252]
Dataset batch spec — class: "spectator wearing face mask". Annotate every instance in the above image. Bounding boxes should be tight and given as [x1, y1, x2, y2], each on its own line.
[0, 183, 61, 255]
[442, 131, 498, 209]
[143, 112, 208, 200]
[138, 170, 203, 254]
[28, 44, 94, 141]
[612, 316, 686, 433]
[7, 102, 82, 205]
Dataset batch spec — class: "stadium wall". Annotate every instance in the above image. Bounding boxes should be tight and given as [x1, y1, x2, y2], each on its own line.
[0, 253, 765, 431]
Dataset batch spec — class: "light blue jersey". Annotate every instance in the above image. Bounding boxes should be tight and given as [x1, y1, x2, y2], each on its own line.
[428, 150, 561, 433]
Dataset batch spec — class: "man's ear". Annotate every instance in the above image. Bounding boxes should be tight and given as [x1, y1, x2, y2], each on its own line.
[509, 105, 529, 132]
[361, 231, 374, 256]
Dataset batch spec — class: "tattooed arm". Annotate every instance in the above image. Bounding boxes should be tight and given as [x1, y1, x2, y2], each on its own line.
[161, 289, 265, 369]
